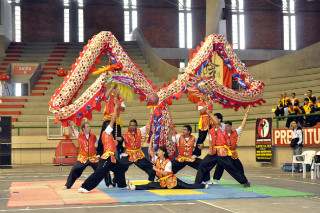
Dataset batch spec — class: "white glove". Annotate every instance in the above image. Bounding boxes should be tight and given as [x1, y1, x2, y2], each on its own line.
[191, 155, 197, 159]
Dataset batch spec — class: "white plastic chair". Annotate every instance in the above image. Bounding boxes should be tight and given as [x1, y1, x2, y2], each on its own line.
[312, 151, 320, 179]
[292, 150, 316, 178]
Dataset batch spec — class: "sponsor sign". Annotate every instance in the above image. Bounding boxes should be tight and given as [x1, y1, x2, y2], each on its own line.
[273, 127, 320, 146]
[256, 118, 272, 162]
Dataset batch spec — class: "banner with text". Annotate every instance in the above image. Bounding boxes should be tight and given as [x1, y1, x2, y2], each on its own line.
[273, 126, 320, 146]
[256, 118, 272, 162]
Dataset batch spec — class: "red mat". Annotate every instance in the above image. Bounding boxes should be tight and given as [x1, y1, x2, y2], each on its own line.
[7, 180, 119, 207]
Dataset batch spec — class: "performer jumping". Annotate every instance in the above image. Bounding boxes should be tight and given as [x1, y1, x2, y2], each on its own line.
[119, 115, 156, 182]
[194, 111, 250, 187]
[171, 125, 210, 184]
[127, 147, 207, 190]
[212, 109, 250, 184]
[63, 122, 103, 189]
[78, 104, 126, 193]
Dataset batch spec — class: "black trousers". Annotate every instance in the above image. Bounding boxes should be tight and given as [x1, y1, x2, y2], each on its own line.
[119, 157, 156, 181]
[96, 120, 124, 186]
[195, 154, 248, 184]
[275, 108, 284, 117]
[97, 120, 124, 159]
[172, 158, 210, 182]
[65, 160, 99, 189]
[81, 157, 126, 191]
[135, 178, 205, 190]
[213, 158, 245, 180]
[193, 129, 208, 156]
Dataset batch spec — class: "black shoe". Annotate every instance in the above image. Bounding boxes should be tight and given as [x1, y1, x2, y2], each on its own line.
[243, 182, 251, 187]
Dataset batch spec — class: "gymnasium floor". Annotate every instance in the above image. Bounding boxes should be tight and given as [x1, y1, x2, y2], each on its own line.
[0, 164, 320, 213]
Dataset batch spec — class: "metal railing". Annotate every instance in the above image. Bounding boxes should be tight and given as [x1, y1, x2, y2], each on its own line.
[273, 113, 319, 129]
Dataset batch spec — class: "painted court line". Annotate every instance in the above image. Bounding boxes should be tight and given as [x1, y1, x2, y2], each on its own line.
[197, 200, 238, 213]
[0, 202, 196, 212]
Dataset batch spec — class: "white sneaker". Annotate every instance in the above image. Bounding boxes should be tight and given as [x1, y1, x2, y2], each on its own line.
[203, 180, 212, 185]
[127, 178, 135, 191]
[212, 179, 218, 185]
[205, 184, 210, 189]
[108, 185, 114, 189]
[62, 186, 68, 190]
[78, 187, 90, 193]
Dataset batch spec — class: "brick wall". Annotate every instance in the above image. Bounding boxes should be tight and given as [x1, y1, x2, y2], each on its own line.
[84, 0, 124, 41]
[244, 0, 283, 49]
[21, 0, 64, 42]
[163, 59, 179, 68]
[192, 0, 206, 48]
[295, 1, 320, 49]
[138, 0, 178, 48]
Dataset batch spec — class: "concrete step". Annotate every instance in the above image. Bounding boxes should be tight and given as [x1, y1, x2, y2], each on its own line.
[269, 69, 320, 85]
[265, 79, 320, 91]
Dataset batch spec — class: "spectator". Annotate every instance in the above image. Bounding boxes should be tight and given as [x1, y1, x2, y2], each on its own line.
[305, 90, 316, 106]
[286, 103, 302, 128]
[290, 119, 304, 173]
[274, 94, 284, 119]
[282, 92, 291, 116]
[291, 93, 299, 107]
[311, 96, 320, 126]
[301, 98, 314, 127]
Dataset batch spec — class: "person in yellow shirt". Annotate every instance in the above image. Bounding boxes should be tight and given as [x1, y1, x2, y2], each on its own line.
[301, 98, 315, 127]
[306, 90, 316, 106]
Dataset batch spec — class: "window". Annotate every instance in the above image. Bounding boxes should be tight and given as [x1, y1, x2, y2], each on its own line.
[231, 0, 245, 49]
[64, 0, 70, 42]
[282, 0, 296, 50]
[78, 0, 84, 42]
[179, 0, 192, 48]
[15, 5, 21, 42]
[124, 0, 137, 41]
[9, 0, 21, 42]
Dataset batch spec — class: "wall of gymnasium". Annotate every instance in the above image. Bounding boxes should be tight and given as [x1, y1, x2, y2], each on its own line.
[10, 0, 320, 67]
[225, 0, 320, 66]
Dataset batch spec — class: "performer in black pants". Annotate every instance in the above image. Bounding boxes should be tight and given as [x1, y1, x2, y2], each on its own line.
[78, 105, 126, 193]
[171, 125, 210, 184]
[127, 147, 207, 190]
[97, 84, 126, 187]
[212, 110, 250, 184]
[195, 112, 250, 187]
[119, 118, 155, 181]
[63, 122, 102, 189]
[193, 95, 214, 156]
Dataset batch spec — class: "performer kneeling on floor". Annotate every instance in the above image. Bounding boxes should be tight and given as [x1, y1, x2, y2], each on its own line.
[119, 113, 156, 181]
[171, 125, 211, 184]
[78, 104, 126, 193]
[212, 109, 250, 184]
[127, 147, 207, 190]
[194, 111, 250, 187]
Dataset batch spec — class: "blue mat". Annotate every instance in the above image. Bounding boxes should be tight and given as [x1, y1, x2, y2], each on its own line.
[96, 178, 269, 203]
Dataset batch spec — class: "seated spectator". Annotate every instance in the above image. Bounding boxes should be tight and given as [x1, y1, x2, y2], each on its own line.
[286, 103, 302, 128]
[311, 96, 320, 126]
[301, 98, 315, 127]
[275, 94, 284, 119]
[305, 90, 316, 106]
[282, 92, 291, 116]
[291, 93, 299, 107]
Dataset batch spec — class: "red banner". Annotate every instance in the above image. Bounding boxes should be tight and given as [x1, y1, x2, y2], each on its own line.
[13, 66, 37, 75]
[273, 127, 320, 146]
